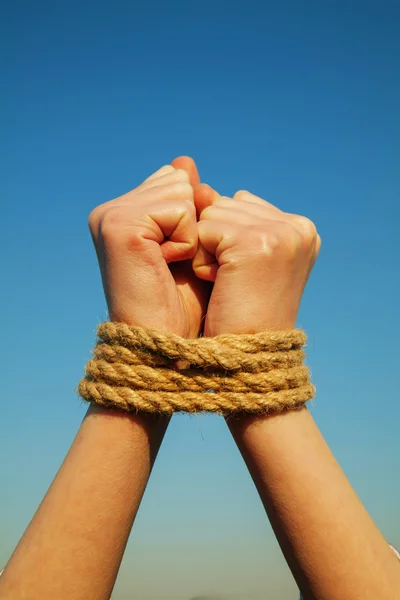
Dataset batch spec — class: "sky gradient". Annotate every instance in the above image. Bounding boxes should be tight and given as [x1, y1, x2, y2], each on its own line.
[1, 1, 399, 598]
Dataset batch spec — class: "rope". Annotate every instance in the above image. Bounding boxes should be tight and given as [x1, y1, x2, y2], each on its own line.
[78, 323, 315, 416]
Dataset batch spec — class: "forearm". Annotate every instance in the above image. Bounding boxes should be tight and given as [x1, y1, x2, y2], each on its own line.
[0, 405, 169, 600]
[228, 407, 400, 600]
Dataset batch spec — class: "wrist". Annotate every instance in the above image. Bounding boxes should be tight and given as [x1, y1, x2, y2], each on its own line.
[226, 404, 309, 437]
[85, 404, 170, 448]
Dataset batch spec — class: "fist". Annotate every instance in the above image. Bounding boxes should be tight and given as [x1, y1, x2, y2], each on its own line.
[88, 161, 208, 338]
[193, 188, 321, 337]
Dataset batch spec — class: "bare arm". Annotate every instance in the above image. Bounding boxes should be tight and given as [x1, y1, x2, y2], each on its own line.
[228, 408, 400, 600]
[0, 407, 168, 600]
[193, 184, 400, 599]
[0, 157, 208, 599]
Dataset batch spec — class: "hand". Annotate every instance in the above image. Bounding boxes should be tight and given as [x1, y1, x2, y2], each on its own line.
[193, 186, 321, 336]
[88, 157, 210, 337]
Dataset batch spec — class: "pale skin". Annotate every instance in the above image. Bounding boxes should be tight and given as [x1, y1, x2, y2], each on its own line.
[0, 158, 398, 600]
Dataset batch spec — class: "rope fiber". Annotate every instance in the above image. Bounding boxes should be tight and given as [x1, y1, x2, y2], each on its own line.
[78, 323, 315, 415]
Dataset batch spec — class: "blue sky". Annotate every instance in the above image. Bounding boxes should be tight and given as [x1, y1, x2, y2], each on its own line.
[1, 1, 399, 598]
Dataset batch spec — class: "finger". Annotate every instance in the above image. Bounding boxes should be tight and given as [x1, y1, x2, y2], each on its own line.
[171, 156, 200, 187]
[193, 220, 238, 282]
[128, 180, 194, 207]
[194, 183, 221, 217]
[207, 196, 277, 221]
[192, 183, 223, 272]
[195, 197, 272, 281]
[103, 196, 197, 265]
[90, 163, 195, 229]
[200, 204, 258, 227]
[134, 182, 197, 263]
[192, 243, 218, 281]
[198, 200, 321, 281]
[143, 165, 175, 183]
[287, 214, 321, 269]
[109, 180, 195, 216]
[220, 195, 320, 263]
[150, 200, 198, 264]
[233, 190, 282, 213]
[135, 168, 190, 194]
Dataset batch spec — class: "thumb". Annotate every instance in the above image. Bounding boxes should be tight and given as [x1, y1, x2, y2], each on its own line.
[171, 157, 220, 218]
[192, 184, 222, 282]
[171, 156, 200, 187]
[194, 183, 221, 218]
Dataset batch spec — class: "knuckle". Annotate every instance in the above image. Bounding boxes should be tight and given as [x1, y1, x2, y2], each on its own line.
[172, 181, 194, 200]
[99, 207, 126, 240]
[196, 219, 208, 235]
[316, 233, 322, 254]
[173, 168, 190, 183]
[159, 165, 175, 174]
[88, 205, 104, 234]
[278, 221, 303, 255]
[233, 190, 249, 201]
[125, 230, 146, 252]
[250, 222, 302, 258]
[214, 195, 231, 207]
[199, 205, 214, 220]
[240, 225, 275, 255]
[179, 198, 196, 217]
[292, 215, 318, 245]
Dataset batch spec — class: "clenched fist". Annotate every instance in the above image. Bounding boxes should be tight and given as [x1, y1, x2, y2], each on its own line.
[88, 157, 210, 338]
[193, 185, 321, 337]
[88, 156, 320, 340]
